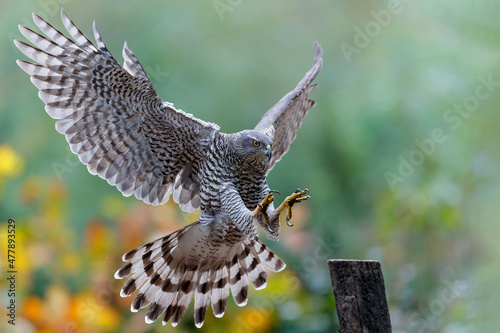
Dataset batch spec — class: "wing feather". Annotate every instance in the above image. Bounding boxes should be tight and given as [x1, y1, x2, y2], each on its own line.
[15, 9, 220, 211]
[122, 41, 150, 80]
[254, 42, 323, 172]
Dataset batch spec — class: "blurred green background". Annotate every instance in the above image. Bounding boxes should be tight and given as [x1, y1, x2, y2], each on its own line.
[1, 0, 500, 332]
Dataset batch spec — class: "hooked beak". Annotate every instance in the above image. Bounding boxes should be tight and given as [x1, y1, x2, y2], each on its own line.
[265, 145, 272, 157]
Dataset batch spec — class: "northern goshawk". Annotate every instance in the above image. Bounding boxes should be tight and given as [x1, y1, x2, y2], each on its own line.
[15, 9, 322, 328]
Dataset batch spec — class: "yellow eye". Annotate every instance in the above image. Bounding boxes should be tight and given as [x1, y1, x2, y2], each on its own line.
[253, 140, 260, 147]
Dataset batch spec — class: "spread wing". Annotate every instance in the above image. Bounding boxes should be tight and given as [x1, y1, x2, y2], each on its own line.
[14, 9, 220, 212]
[254, 42, 323, 173]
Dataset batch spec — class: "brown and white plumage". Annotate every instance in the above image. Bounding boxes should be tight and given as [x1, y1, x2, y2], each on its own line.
[15, 9, 322, 328]
[15, 10, 217, 211]
[255, 42, 323, 172]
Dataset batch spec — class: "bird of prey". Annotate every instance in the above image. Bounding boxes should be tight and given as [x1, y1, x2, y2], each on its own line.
[15, 9, 322, 328]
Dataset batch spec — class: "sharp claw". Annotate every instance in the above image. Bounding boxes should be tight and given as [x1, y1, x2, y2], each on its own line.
[258, 188, 310, 233]
[296, 195, 310, 202]
[262, 210, 270, 223]
[285, 204, 293, 226]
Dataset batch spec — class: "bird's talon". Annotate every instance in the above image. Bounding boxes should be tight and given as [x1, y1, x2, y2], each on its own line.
[296, 196, 310, 203]
[253, 192, 276, 217]
[262, 210, 270, 223]
[256, 188, 310, 233]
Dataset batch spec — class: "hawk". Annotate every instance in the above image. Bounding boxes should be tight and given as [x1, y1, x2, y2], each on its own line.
[15, 9, 322, 328]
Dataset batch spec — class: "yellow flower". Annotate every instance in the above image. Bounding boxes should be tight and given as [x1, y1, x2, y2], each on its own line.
[235, 307, 273, 332]
[70, 293, 120, 331]
[0, 144, 24, 178]
[61, 250, 81, 273]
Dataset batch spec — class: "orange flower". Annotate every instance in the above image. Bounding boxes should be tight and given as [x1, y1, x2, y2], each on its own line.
[21, 296, 46, 327]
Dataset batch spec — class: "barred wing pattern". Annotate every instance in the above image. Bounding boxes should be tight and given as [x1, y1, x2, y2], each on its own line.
[14, 10, 220, 212]
[254, 42, 323, 172]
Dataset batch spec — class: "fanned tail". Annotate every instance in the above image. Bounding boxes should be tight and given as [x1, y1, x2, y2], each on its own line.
[115, 221, 286, 328]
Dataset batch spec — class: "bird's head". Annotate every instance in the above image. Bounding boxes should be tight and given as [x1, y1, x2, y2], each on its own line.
[228, 130, 272, 169]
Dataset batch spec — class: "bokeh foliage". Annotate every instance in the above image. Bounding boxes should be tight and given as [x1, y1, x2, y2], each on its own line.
[2, 0, 500, 332]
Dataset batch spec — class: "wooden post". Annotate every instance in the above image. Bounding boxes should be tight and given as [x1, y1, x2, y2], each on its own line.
[328, 259, 392, 333]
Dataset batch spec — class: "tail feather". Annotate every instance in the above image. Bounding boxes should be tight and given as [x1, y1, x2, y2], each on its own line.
[115, 222, 286, 328]
[145, 273, 181, 323]
[246, 238, 286, 272]
[140, 259, 177, 317]
[170, 270, 199, 326]
[131, 265, 174, 314]
[236, 262, 250, 305]
[120, 246, 177, 301]
[118, 226, 188, 264]
[228, 255, 249, 306]
[245, 249, 268, 290]
[116, 225, 193, 300]
[160, 269, 193, 325]
[238, 243, 273, 291]
[194, 271, 213, 328]
[211, 267, 230, 318]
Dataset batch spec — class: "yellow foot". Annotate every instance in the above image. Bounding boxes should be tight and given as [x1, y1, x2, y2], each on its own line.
[253, 188, 310, 233]
[252, 190, 278, 217]
[252, 190, 280, 233]
[277, 188, 310, 227]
